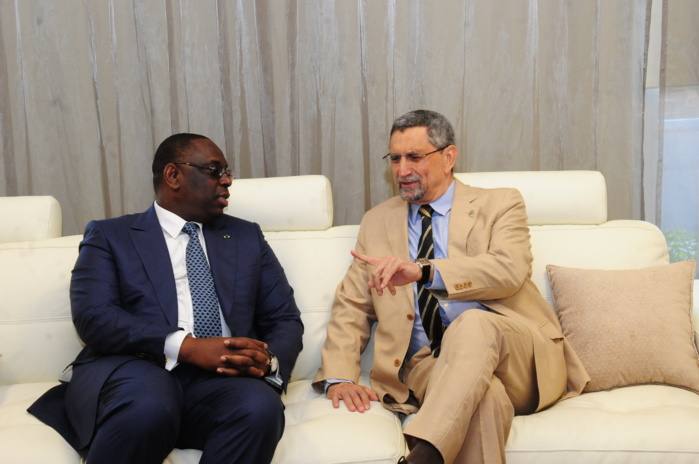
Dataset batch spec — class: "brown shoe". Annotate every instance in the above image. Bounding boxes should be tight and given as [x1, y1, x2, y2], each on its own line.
[401, 439, 443, 464]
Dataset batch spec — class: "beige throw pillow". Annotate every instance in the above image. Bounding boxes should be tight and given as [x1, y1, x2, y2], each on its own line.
[546, 260, 699, 393]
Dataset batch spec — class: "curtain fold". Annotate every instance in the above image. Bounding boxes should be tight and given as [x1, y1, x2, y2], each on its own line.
[0, 0, 650, 235]
[643, 0, 699, 267]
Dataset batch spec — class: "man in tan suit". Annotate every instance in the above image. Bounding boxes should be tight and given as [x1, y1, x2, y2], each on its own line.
[313, 110, 589, 464]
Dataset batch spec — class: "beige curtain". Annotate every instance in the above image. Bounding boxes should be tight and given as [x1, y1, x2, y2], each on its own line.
[0, 0, 649, 236]
[643, 0, 699, 265]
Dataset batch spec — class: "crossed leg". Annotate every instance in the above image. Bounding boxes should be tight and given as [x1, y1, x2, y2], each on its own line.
[403, 310, 543, 464]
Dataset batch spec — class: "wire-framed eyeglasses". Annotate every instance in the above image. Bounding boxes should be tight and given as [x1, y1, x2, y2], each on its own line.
[382, 146, 449, 165]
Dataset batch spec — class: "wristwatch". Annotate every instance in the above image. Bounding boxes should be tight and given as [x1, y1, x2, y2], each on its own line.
[266, 349, 279, 375]
[415, 258, 432, 284]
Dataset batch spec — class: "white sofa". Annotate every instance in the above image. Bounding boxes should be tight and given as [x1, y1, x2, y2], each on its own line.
[1, 172, 698, 463]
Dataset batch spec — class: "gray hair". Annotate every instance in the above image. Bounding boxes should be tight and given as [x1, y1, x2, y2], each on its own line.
[390, 110, 455, 148]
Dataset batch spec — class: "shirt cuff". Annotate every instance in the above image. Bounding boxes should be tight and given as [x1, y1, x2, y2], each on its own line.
[324, 379, 353, 394]
[164, 330, 188, 371]
[426, 263, 446, 290]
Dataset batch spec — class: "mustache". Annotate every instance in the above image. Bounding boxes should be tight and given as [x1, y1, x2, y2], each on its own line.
[397, 175, 421, 183]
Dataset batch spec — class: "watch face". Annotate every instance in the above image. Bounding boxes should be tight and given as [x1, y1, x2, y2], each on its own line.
[267, 350, 278, 373]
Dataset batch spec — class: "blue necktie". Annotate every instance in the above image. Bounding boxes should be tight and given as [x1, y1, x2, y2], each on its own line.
[417, 205, 445, 357]
[182, 222, 222, 338]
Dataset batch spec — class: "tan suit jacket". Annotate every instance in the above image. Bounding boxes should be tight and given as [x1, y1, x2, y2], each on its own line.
[313, 179, 589, 414]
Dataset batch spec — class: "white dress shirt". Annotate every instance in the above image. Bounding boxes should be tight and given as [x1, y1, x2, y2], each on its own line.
[154, 203, 282, 387]
[154, 202, 232, 370]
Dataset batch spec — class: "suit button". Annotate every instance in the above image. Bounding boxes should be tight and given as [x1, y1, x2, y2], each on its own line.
[394, 359, 401, 367]
[407, 313, 414, 321]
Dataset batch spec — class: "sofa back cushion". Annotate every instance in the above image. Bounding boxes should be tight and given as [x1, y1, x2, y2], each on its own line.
[226, 175, 333, 231]
[265, 226, 359, 382]
[530, 221, 669, 306]
[0, 235, 83, 385]
[454, 171, 669, 304]
[455, 170, 607, 225]
[0, 195, 62, 243]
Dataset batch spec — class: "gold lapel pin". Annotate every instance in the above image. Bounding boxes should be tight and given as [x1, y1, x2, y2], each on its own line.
[469, 210, 475, 217]
[223, 234, 231, 239]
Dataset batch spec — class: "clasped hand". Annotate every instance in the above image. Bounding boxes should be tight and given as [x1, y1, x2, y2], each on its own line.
[351, 250, 422, 296]
[179, 336, 270, 377]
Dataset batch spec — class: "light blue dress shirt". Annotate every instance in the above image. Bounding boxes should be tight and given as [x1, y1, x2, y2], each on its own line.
[407, 181, 488, 359]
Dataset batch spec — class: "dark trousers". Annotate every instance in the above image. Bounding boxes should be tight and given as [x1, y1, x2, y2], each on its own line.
[73, 360, 284, 464]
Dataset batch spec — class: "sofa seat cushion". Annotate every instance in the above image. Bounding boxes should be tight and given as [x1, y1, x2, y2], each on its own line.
[165, 382, 406, 464]
[0, 382, 81, 463]
[279, 378, 407, 463]
[505, 385, 699, 464]
[166, 400, 406, 464]
[3, 379, 407, 464]
[272, 397, 406, 463]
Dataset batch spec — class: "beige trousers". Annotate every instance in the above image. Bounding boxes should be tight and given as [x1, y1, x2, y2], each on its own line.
[403, 310, 542, 464]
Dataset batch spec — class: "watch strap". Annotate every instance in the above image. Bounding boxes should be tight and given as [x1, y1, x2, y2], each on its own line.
[415, 258, 431, 284]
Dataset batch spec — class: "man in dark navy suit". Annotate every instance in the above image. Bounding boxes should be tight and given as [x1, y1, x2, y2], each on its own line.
[29, 133, 303, 464]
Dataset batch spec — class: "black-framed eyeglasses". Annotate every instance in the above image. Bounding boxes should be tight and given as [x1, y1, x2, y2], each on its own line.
[173, 162, 235, 179]
[382, 146, 449, 165]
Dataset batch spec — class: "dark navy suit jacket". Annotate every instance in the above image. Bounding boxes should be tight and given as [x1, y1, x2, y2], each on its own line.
[29, 206, 304, 450]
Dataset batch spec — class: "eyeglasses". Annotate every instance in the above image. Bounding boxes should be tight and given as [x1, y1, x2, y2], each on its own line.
[382, 146, 449, 165]
[173, 162, 235, 179]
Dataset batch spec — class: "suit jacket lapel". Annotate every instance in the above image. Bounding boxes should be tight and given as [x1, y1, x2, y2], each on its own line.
[202, 218, 236, 325]
[449, 180, 480, 258]
[129, 206, 179, 326]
